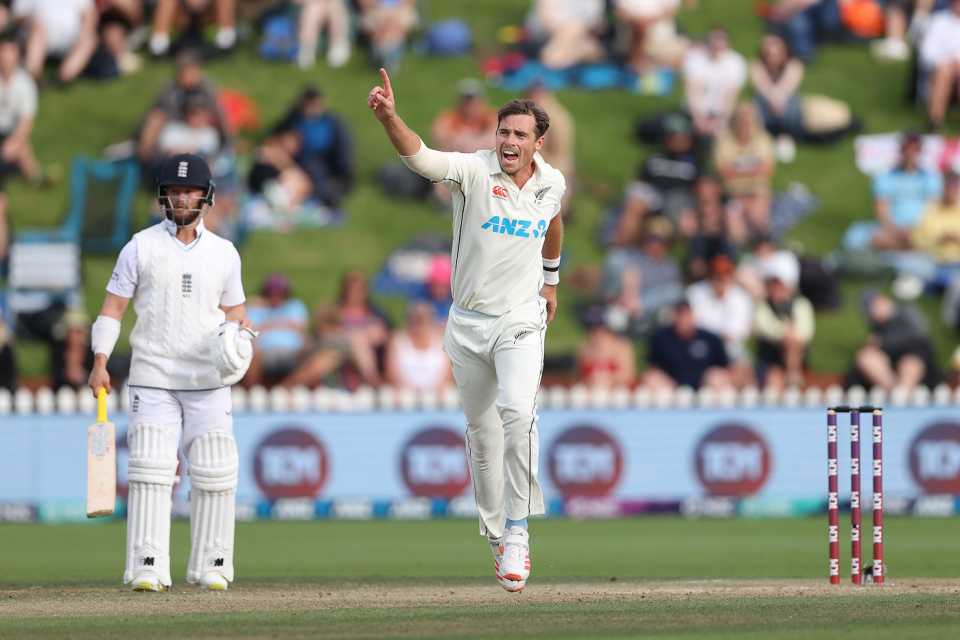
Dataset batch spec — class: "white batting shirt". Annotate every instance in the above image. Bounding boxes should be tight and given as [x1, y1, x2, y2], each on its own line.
[107, 219, 245, 390]
[403, 144, 566, 316]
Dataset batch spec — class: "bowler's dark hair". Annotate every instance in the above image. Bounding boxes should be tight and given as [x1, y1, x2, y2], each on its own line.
[497, 99, 550, 138]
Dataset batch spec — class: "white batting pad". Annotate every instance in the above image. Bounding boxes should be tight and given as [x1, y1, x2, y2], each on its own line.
[186, 431, 239, 583]
[123, 422, 179, 586]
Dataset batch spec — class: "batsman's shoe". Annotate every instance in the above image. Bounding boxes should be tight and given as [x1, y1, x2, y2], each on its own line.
[200, 572, 229, 591]
[489, 537, 525, 593]
[131, 572, 166, 592]
[500, 527, 531, 586]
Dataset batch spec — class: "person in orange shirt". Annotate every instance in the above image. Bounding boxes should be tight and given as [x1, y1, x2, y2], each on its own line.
[431, 78, 498, 153]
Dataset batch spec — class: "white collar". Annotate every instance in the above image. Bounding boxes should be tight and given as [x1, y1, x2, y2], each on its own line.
[162, 217, 206, 247]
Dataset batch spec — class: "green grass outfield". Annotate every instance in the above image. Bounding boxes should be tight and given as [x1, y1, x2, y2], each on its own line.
[1, 518, 959, 638]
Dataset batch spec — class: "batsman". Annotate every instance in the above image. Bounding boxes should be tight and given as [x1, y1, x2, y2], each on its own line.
[368, 69, 566, 592]
[87, 153, 255, 592]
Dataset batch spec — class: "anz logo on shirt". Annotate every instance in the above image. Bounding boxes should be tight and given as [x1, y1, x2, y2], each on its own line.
[480, 216, 548, 239]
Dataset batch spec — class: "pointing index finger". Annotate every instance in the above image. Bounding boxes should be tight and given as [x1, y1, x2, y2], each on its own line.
[379, 67, 393, 99]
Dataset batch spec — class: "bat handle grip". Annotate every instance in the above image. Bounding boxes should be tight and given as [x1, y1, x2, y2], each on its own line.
[96, 388, 108, 423]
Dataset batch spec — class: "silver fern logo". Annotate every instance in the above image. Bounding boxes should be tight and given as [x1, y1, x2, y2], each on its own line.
[534, 186, 551, 202]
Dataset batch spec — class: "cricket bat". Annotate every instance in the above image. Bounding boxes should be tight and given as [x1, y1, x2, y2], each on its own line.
[86, 388, 116, 518]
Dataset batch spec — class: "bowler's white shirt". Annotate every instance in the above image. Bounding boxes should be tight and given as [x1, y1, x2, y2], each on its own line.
[407, 147, 566, 316]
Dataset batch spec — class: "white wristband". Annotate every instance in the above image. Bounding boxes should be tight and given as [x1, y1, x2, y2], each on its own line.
[543, 256, 560, 286]
[91, 315, 121, 358]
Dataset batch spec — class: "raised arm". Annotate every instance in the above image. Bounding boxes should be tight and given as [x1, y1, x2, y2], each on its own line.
[368, 67, 451, 181]
[368, 67, 422, 156]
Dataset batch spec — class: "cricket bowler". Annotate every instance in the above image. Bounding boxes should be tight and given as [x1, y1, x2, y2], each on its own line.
[368, 68, 566, 592]
[87, 153, 254, 592]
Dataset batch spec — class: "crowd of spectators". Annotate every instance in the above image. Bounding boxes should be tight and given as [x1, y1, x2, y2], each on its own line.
[567, 1, 958, 395]
[1, 0, 959, 396]
[235, 267, 447, 393]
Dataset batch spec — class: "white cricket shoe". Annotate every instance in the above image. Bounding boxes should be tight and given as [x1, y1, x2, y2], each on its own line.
[200, 572, 229, 591]
[131, 573, 166, 592]
[500, 526, 531, 586]
[489, 537, 525, 592]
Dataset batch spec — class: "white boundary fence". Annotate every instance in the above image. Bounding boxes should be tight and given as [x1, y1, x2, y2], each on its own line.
[1, 383, 959, 416]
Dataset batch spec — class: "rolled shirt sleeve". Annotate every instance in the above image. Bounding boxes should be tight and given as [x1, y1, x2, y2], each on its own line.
[400, 140, 452, 182]
[401, 139, 489, 186]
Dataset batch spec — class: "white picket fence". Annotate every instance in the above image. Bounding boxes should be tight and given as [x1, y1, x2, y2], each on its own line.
[0, 383, 958, 415]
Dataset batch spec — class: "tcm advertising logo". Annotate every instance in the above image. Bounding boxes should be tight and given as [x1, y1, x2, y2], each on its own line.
[694, 424, 772, 496]
[400, 427, 470, 498]
[547, 425, 624, 497]
[909, 422, 960, 493]
[253, 427, 329, 499]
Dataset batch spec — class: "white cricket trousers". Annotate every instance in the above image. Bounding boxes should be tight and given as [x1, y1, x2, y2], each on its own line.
[444, 297, 547, 540]
[123, 386, 236, 586]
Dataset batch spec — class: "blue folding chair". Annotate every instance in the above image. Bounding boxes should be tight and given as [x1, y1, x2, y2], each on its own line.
[15, 156, 139, 253]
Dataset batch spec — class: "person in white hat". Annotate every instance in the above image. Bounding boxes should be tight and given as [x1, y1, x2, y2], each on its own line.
[753, 253, 814, 390]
